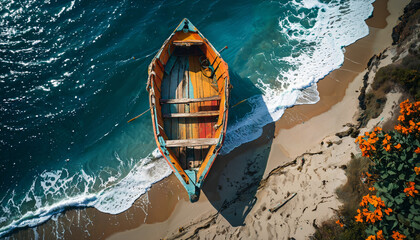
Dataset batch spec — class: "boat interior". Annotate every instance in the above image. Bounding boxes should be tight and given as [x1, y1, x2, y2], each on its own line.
[160, 45, 221, 170]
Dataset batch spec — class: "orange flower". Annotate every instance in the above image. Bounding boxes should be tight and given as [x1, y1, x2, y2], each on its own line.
[357, 194, 387, 223]
[398, 114, 405, 121]
[369, 186, 376, 191]
[394, 143, 401, 149]
[392, 231, 406, 240]
[384, 208, 392, 215]
[409, 120, 415, 127]
[403, 182, 419, 197]
[376, 230, 385, 240]
[384, 144, 391, 151]
[355, 209, 363, 223]
[395, 100, 420, 135]
[382, 134, 391, 145]
[336, 219, 344, 227]
[415, 167, 420, 175]
[415, 147, 420, 154]
[366, 235, 376, 240]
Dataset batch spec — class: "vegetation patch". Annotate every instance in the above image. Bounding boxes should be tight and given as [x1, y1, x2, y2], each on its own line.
[311, 154, 370, 240]
[358, 50, 420, 128]
[373, 59, 420, 100]
[313, 100, 420, 240]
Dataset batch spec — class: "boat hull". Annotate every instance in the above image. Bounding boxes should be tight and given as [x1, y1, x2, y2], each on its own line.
[146, 18, 229, 202]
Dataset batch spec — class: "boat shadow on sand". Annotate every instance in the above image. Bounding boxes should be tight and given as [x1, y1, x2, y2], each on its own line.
[202, 70, 274, 227]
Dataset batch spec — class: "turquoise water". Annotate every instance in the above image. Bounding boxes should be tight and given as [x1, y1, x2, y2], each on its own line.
[0, 0, 374, 236]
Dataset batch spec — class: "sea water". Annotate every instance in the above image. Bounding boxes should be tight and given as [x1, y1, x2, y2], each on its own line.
[0, 0, 374, 236]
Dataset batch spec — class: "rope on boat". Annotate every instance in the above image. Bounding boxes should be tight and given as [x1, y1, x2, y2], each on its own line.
[127, 107, 151, 123]
[231, 98, 248, 108]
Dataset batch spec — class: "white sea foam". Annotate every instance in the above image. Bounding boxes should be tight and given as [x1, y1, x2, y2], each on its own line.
[94, 156, 171, 214]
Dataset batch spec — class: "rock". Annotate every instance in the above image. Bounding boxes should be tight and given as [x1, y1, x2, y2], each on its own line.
[358, 72, 370, 110]
[335, 127, 354, 138]
[392, 0, 420, 45]
[367, 54, 378, 70]
[350, 129, 360, 138]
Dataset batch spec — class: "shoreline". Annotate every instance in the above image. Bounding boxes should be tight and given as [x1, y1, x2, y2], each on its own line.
[6, 0, 410, 239]
[275, 0, 391, 132]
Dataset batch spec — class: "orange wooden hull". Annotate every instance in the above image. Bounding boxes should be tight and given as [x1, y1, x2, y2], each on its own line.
[146, 19, 229, 201]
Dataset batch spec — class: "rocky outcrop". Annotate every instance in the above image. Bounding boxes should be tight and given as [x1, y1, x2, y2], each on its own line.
[392, 0, 420, 45]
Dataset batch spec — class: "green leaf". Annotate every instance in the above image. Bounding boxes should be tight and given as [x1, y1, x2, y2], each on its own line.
[395, 198, 404, 204]
[412, 222, 420, 230]
[384, 191, 393, 200]
[402, 227, 410, 237]
[399, 173, 406, 180]
[365, 227, 376, 235]
[388, 182, 398, 190]
[410, 206, 420, 215]
[408, 157, 413, 164]
[392, 220, 398, 229]
[388, 170, 396, 175]
[397, 163, 404, 171]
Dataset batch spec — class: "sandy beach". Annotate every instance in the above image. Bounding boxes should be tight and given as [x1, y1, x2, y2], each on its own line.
[6, 0, 412, 239]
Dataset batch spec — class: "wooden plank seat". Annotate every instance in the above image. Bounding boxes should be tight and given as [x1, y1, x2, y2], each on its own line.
[166, 138, 218, 147]
[163, 111, 219, 118]
[172, 40, 204, 47]
[160, 96, 221, 104]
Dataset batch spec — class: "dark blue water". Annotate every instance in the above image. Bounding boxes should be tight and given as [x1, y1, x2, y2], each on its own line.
[0, 0, 374, 236]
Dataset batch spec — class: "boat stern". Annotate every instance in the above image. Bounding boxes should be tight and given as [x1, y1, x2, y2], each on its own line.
[184, 170, 200, 202]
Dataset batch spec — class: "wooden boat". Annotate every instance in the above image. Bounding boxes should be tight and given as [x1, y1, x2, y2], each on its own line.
[146, 19, 229, 202]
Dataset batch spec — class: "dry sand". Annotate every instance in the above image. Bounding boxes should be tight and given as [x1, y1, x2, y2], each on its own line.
[106, 0, 409, 239]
